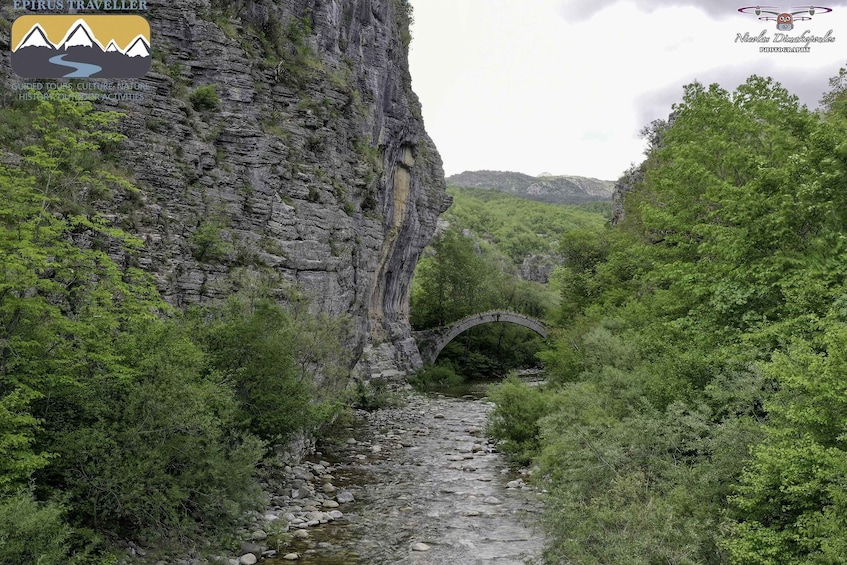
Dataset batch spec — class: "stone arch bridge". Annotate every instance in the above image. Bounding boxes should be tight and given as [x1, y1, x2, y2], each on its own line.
[412, 310, 549, 365]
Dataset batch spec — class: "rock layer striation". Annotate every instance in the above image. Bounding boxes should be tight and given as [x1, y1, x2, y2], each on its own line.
[0, 0, 450, 377]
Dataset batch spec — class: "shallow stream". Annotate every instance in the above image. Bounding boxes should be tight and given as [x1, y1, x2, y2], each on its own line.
[264, 383, 545, 564]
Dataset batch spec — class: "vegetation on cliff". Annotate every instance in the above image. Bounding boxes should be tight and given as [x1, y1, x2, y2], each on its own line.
[486, 72, 847, 564]
[0, 90, 349, 562]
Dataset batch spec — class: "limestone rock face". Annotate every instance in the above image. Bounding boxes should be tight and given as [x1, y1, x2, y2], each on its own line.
[520, 254, 560, 283]
[611, 165, 645, 226]
[0, 0, 449, 377]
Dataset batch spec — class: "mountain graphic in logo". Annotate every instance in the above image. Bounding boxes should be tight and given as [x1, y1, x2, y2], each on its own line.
[11, 15, 151, 79]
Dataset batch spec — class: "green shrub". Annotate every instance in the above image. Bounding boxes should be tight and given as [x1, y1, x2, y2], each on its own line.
[409, 362, 464, 391]
[351, 379, 397, 411]
[44, 318, 264, 544]
[200, 298, 321, 442]
[189, 219, 231, 261]
[485, 374, 551, 465]
[0, 492, 88, 565]
[188, 84, 221, 111]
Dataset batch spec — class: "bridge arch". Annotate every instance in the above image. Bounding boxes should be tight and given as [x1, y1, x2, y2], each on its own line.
[414, 311, 548, 365]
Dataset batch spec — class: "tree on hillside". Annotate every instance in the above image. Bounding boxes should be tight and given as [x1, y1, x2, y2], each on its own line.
[411, 227, 502, 328]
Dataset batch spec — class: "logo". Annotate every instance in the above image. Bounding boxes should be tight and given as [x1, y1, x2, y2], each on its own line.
[738, 5, 833, 30]
[11, 15, 150, 78]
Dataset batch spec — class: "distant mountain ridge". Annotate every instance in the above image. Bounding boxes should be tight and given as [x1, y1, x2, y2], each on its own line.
[447, 170, 614, 204]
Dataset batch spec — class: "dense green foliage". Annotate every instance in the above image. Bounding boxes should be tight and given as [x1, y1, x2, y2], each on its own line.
[486, 71, 847, 563]
[410, 228, 552, 379]
[410, 186, 609, 380]
[0, 90, 349, 560]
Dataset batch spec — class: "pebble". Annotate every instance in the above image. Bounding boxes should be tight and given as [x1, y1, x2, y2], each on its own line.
[323, 500, 340, 508]
[239, 543, 261, 558]
[292, 467, 311, 481]
[484, 496, 503, 505]
[329, 510, 344, 519]
[238, 554, 257, 565]
[292, 529, 310, 539]
[411, 542, 432, 552]
[336, 491, 355, 504]
[282, 553, 300, 561]
[322, 483, 337, 493]
[251, 530, 267, 541]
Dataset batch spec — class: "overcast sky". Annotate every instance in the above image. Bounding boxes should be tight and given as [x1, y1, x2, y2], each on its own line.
[408, 0, 847, 181]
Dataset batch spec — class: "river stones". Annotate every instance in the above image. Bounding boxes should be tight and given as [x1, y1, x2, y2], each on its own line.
[238, 554, 257, 565]
[239, 542, 261, 559]
[411, 542, 432, 552]
[336, 491, 355, 503]
[291, 467, 312, 481]
[484, 496, 503, 505]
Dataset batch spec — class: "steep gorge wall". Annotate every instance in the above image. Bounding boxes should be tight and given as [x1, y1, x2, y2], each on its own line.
[0, 0, 450, 377]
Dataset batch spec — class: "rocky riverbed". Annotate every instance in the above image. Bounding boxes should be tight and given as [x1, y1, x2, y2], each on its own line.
[239, 387, 545, 565]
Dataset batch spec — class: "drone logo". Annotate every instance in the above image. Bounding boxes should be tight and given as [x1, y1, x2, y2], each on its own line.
[738, 5, 833, 30]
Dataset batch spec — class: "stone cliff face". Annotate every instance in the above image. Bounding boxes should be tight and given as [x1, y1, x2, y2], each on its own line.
[0, 0, 450, 377]
[611, 164, 644, 225]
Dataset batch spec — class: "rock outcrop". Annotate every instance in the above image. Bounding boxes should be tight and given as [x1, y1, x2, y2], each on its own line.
[0, 0, 450, 377]
[611, 164, 645, 225]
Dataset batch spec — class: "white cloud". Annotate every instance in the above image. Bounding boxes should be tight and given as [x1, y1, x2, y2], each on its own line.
[409, 0, 847, 180]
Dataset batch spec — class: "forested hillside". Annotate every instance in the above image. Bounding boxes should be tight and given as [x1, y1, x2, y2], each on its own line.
[447, 170, 614, 204]
[487, 71, 847, 564]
